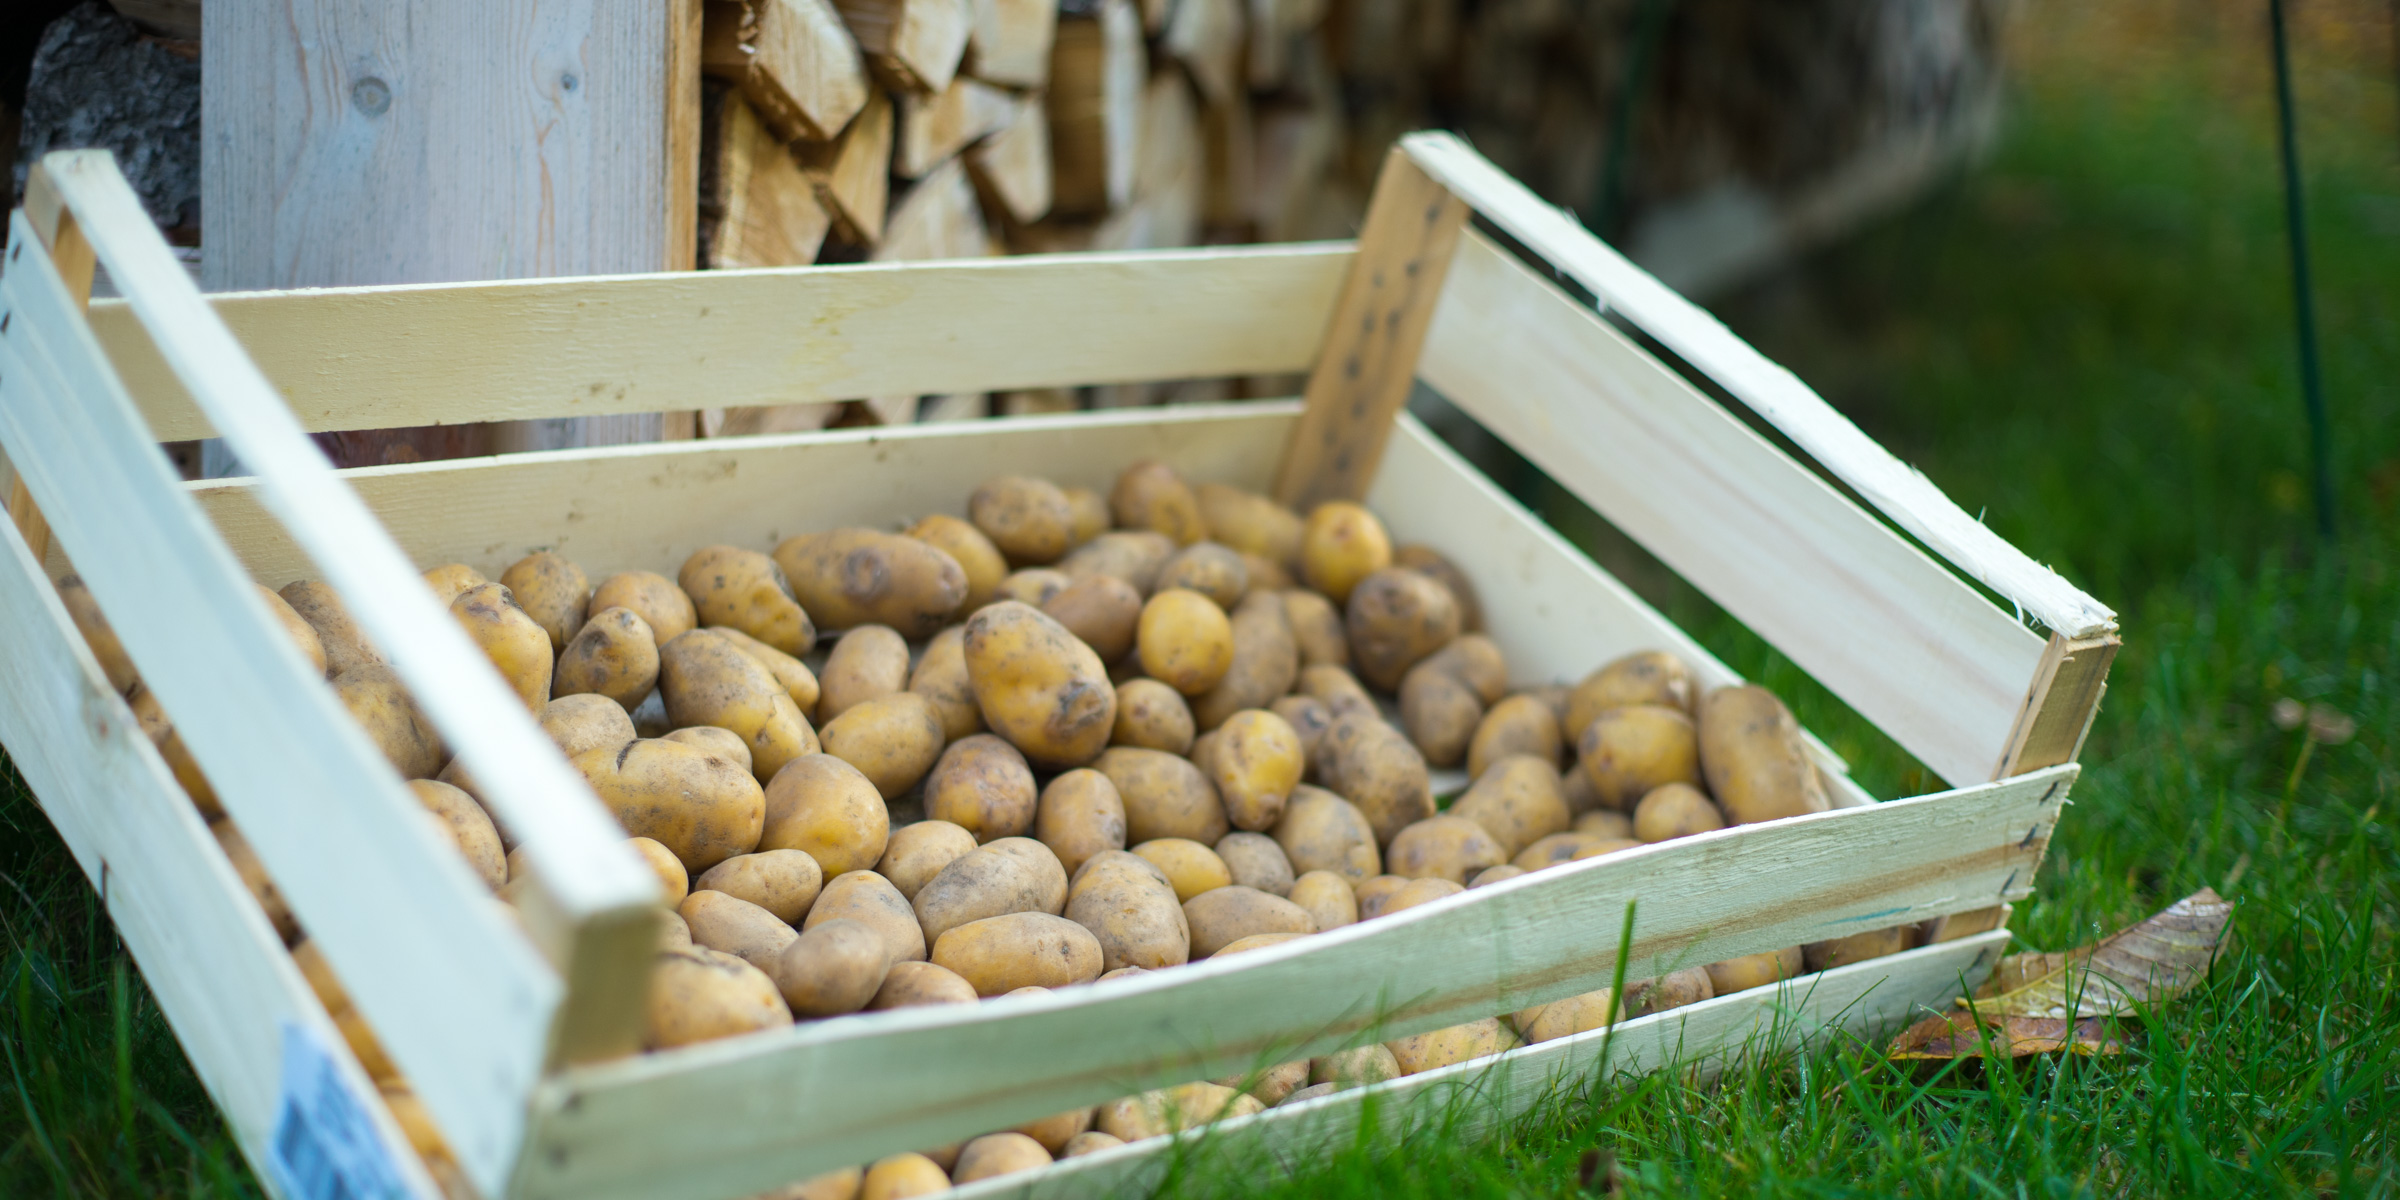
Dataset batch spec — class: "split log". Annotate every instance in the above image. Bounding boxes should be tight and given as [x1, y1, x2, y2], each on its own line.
[834, 0, 975, 94]
[919, 393, 994, 422]
[874, 157, 997, 261]
[1201, 93, 1254, 234]
[798, 89, 894, 244]
[1251, 97, 1338, 241]
[965, 0, 1057, 87]
[896, 76, 1019, 178]
[1047, 0, 1144, 216]
[1163, 0, 1244, 109]
[698, 83, 834, 268]
[701, 0, 871, 142]
[967, 93, 1054, 225]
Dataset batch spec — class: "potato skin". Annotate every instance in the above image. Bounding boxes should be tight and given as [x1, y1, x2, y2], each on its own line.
[1466, 694, 1564, 780]
[1154, 542, 1248, 609]
[1189, 590, 1300, 731]
[628, 837, 689, 904]
[593, 571, 697, 645]
[907, 625, 985, 741]
[772, 918, 892, 1017]
[1182, 885, 1315, 958]
[912, 837, 1070, 944]
[860, 1153, 951, 1199]
[1696, 685, 1830, 824]
[1268, 785, 1381, 883]
[553, 607, 660, 710]
[1207, 709, 1304, 831]
[1352, 874, 1409, 919]
[968, 476, 1076, 565]
[1577, 704, 1703, 811]
[1110, 460, 1206, 545]
[1449, 755, 1571, 857]
[996, 568, 1070, 607]
[695, 849, 823, 923]
[774, 528, 968, 638]
[1271, 695, 1333, 766]
[1013, 1108, 1095, 1156]
[1381, 877, 1464, 915]
[1318, 712, 1435, 846]
[1631, 967, 1716, 1016]
[1398, 661, 1483, 768]
[1392, 544, 1483, 633]
[817, 692, 948, 800]
[1344, 568, 1460, 691]
[333, 665, 445, 780]
[663, 725, 753, 775]
[1281, 590, 1349, 669]
[1385, 1018, 1515, 1075]
[1062, 487, 1111, 547]
[964, 602, 1118, 768]
[1058, 531, 1176, 595]
[449, 583, 553, 711]
[1512, 832, 1605, 871]
[575, 739, 765, 872]
[867, 960, 979, 1010]
[907, 513, 1008, 611]
[1468, 864, 1524, 888]
[646, 946, 792, 1049]
[1633, 782, 1726, 842]
[875, 819, 979, 900]
[1098, 1083, 1262, 1141]
[409, 779, 505, 890]
[1704, 946, 1804, 995]
[679, 545, 815, 656]
[1575, 809, 1635, 840]
[1136, 589, 1234, 696]
[1298, 502, 1392, 605]
[804, 870, 927, 963]
[1194, 483, 1303, 568]
[679, 890, 799, 973]
[1094, 747, 1229, 845]
[1567, 651, 1696, 738]
[1510, 987, 1621, 1044]
[1385, 815, 1508, 884]
[932, 911, 1105, 994]
[1311, 1044, 1401, 1088]
[1111, 678, 1196, 753]
[422, 563, 488, 607]
[1035, 769, 1126, 875]
[281, 580, 384, 677]
[540, 693, 638, 757]
[251, 584, 328, 679]
[1131, 838, 1232, 902]
[658, 630, 820, 784]
[1042, 574, 1144, 662]
[1215, 831, 1295, 897]
[1063, 854, 1190, 971]
[817, 625, 910, 724]
[1298, 664, 1375, 721]
[1804, 926, 1909, 972]
[952, 1131, 1055, 1184]
[924, 733, 1039, 841]
[759, 753, 891, 877]
[500, 551, 591, 651]
[1286, 870, 1357, 931]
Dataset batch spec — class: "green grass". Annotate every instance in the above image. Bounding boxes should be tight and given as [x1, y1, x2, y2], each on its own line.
[4, 3, 2398, 1196]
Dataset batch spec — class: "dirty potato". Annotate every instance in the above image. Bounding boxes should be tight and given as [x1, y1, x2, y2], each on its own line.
[1182, 886, 1315, 959]
[1381, 877, 1464, 915]
[574, 739, 766, 872]
[912, 837, 1070, 944]
[1574, 809, 1635, 840]
[679, 890, 798, 973]
[875, 819, 979, 900]
[1351, 875, 1409, 919]
[1385, 815, 1507, 883]
[1696, 685, 1830, 825]
[970, 476, 1078, 565]
[628, 836, 689, 904]
[1510, 987, 1620, 1044]
[1194, 483, 1303, 569]
[409, 779, 505, 890]
[1465, 694, 1563, 780]
[1132, 838, 1233, 902]
[1268, 785, 1381, 883]
[817, 625, 909, 724]
[1093, 747, 1229, 845]
[1577, 704, 1702, 811]
[1207, 709, 1304, 831]
[1136, 589, 1234, 695]
[867, 961, 979, 1010]
[924, 733, 1039, 841]
[952, 1131, 1055, 1184]
[1468, 864, 1524, 888]
[422, 563, 487, 607]
[658, 629, 820, 783]
[1704, 947, 1804, 995]
[774, 529, 967, 638]
[1512, 832, 1604, 872]
[1154, 542, 1248, 608]
[1281, 590, 1349, 669]
[1215, 831, 1295, 897]
[1630, 967, 1715, 1016]
[1270, 695, 1333, 766]
[1013, 1107, 1095, 1156]
[709, 625, 822, 714]
[553, 607, 660, 709]
[1189, 591, 1300, 731]
[449, 583, 552, 711]
[1398, 660, 1483, 768]
[1804, 926, 1909, 972]
[817, 692, 948, 800]
[964, 602, 1118, 768]
[248, 584, 328, 678]
[1058, 531, 1177, 595]
[694, 849, 823, 923]
[1633, 782, 1726, 842]
[1320, 712, 1435, 845]
[803, 870, 927, 963]
[646, 946, 791, 1049]
[931, 911, 1104, 994]
[539, 693, 638, 757]
[1042, 574, 1144, 662]
[1385, 1019, 1515, 1075]
[499, 551, 591, 651]
[1449, 755, 1571, 857]
[859, 1153, 951, 1198]
[1110, 460, 1206, 545]
[280, 580, 383, 677]
[1297, 664, 1375, 721]
[1035, 769, 1126, 875]
[1344, 567, 1460, 691]
[996, 568, 1070, 607]
[1111, 678, 1196, 754]
[1391, 544, 1483, 633]
[1063, 852, 1190, 971]
[1286, 870, 1357, 930]
[907, 513, 1009, 611]
[906, 625, 984, 741]
[1566, 651, 1696, 739]
[772, 917, 893, 1017]
[333, 665, 444, 780]
[1298, 502, 1392, 605]
[679, 545, 815, 656]
[592, 570, 698, 644]
[759, 753, 890, 877]
[1097, 1083, 1262, 1141]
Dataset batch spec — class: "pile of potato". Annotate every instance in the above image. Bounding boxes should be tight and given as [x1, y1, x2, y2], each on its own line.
[59, 459, 1926, 1199]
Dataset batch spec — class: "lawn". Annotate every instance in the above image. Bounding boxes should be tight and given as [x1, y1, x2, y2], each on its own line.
[3, 0, 2396, 1195]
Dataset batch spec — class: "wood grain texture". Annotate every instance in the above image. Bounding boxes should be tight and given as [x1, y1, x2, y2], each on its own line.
[895, 75, 1017, 178]
[1996, 633, 2120, 778]
[1419, 230, 2048, 788]
[1047, 0, 1143, 215]
[966, 0, 1057, 86]
[702, 0, 871, 142]
[874, 158, 998, 261]
[1164, 0, 1244, 106]
[799, 89, 893, 242]
[511, 769, 2065, 1199]
[5, 163, 95, 572]
[965, 92, 1053, 224]
[1272, 147, 1470, 511]
[699, 86, 833, 269]
[1400, 131, 2117, 640]
[835, 0, 973, 93]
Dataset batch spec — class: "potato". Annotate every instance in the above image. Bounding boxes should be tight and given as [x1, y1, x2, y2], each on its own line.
[1268, 786, 1381, 884]
[553, 607, 660, 709]
[952, 1131, 1054, 1184]
[1311, 1044, 1401, 1088]
[818, 692, 948, 800]
[656, 912, 693, 952]
[498, 551, 590, 651]
[574, 739, 765, 872]
[964, 601, 1118, 768]
[1385, 1018, 1515, 1075]
[913, 837, 1070, 944]
[1391, 544, 1483, 633]
[1240, 552, 1294, 592]
[996, 568, 1070, 607]
[1093, 747, 1229, 845]
[280, 580, 384, 677]
[1286, 870, 1358, 931]
[1216, 1059, 1309, 1106]
[1182, 885, 1314, 957]
[680, 890, 799, 972]
[629, 836, 689, 904]
[659, 630, 820, 784]
[409, 779, 504, 890]
[1190, 590, 1300, 731]
[1014, 1107, 1095, 1155]
[817, 626, 909, 724]
[805, 870, 926, 962]
[1466, 694, 1563, 780]
[695, 849, 822, 923]
[213, 822, 296, 941]
[964, 475, 1075, 564]
[758, 753, 889, 877]
[1153, 542, 1248, 609]
[1064, 854, 1190, 971]
[1208, 710, 1304, 831]
[1512, 832, 1604, 871]
[128, 685, 219, 818]
[1344, 568, 1459, 691]
[1058, 531, 1176, 594]
[1035, 769, 1125, 875]
[1109, 460, 1206, 545]
[1281, 590, 1349, 669]
[1804, 926, 1910, 972]
[646, 946, 792, 1049]
[1449, 755, 1571, 857]
[679, 545, 815, 657]
[1574, 810, 1635, 840]
[773, 1168, 865, 1200]
[1510, 987, 1621, 1044]
[1351, 874, 1408, 919]
[1569, 837, 1645, 863]
[1270, 695, 1333, 764]
[663, 725, 753, 775]
[1131, 838, 1232, 902]
[1633, 782, 1726, 842]
[875, 820, 978, 900]
[1384, 816, 1506, 883]
[867, 961, 978, 1009]
[1381, 877, 1464, 915]
[1561, 766, 1605, 817]
[1214, 931, 1307, 957]
[333, 665, 444, 780]
[1566, 650, 1696, 738]
[1193, 483, 1302, 565]
[774, 529, 967, 638]
[1468, 864, 1524, 888]
[1135, 589, 1234, 696]
[1297, 664, 1374, 721]
[593, 570, 697, 644]
[422, 563, 488, 606]
[924, 734, 1038, 841]
[859, 1154, 950, 1200]
[1398, 663, 1481, 768]
[1059, 1131, 1123, 1158]
[1697, 685, 1830, 825]
[1298, 502, 1391, 605]
[1214, 831, 1295, 897]
[1097, 1082, 1261, 1141]
[1631, 967, 1715, 1016]
[1704, 947, 1804, 995]
[238, 585, 327, 680]
[1110, 678, 1195, 753]
[1577, 704, 1702, 810]
[1042, 574, 1143, 662]
[906, 513, 1008, 611]
[713, 627, 824, 716]
[56, 574, 138, 692]
[932, 911, 1104, 994]
[1319, 712, 1435, 845]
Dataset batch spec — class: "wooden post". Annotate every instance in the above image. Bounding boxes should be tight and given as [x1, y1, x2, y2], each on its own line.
[1996, 632, 2120, 778]
[1271, 147, 1469, 511]
[4, 162, 101, 572]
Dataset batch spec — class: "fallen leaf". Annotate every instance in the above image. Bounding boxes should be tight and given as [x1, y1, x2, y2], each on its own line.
[1888, 1010, 2122, 1059]
[1972, 888, 2232, 1019]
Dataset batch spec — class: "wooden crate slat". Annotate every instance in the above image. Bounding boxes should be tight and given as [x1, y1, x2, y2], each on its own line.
[86, 243, 1352, 442]
[1421, 230, 2049, 788]
[509, 766, 2067, 1199]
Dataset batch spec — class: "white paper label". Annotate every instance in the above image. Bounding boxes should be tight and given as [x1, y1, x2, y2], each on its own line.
[266, 1022, 411, 1200]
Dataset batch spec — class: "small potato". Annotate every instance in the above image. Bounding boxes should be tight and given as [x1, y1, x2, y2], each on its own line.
[1098, 1082, 1261, 1141]
[1468, 864, 1524, 888]
[804, 871, 927, 963]
[659, 630, 820, 784]
[1561, 767, 1605, 817]
[1577, 704, 1702, 811]
[1311, 1044, 1401, 1088]
[1093, 747, 1229, 845]
[1132, 838, 1233, 902]
[663, 725, 753, 774]
[1804, 926, 1910, 972]
[695, 849, 823, 923]
[1269, 786, 1380, 883]
[1136, 589, 1234, 696]
[1568, 838, 1645, 862]
[1287, 870, 1357, 930]
[280, 580, 383, 676]
[907, 513, 1008, 610]
[1214, 931, 1307, 956]
[409, 779, 504, 890]
[1634, 782, 1726, 842]
[500, 551, 590, 651]
[952, 1131, 1054, 1184]
[906, 625, 983, 741]
[710, 626, 822, 714]
[1061, 1131, 1123, 1158]
[540, 693, 638, 757]
[1512, 832, 1604, 871]
[1298, 502, 1391, 605]
[970, 476, 1078, 565]
[449, 583, 554, 712]
[860, 1153, 950, 1199]
[1154, 542, 1248, 608]
[996, 568, 1070, 607]
[1631, 967, 1715, 1016]
[760, 754, 890, 878]
[867, 961, 978, 1010]
[774, 529, 967, 638]
[1352, 874, 1408, 919]
[1208, 710, 1303, 831]
[819, 692, 948, 800]
[575, 739, 766, 873]
[680, 545, 815, 656]
[1014, 1107, 1094, 1155]
[1182, 885, 1314, 958]
[1399, 662, 1483, 767]
[1111, 678, 1195, 753]
[924, 734, 1038, 841]
[1064, 854, 1190, 971]
[213, 822, 296, 941]
[1281, 590, 1349, 669]
[1043, 575, 1143, 662]
[1344, 568, 1460, 691]
[659, 912, 693, 949]
[629, 836, 690, 904]
[1449, 755, 1571, 857]
[553, 607, 660, 709]
[422, 563, 488, 606]
[646, 946, 792, 1049]
[1058, 531, 1176, 595]
[932, 911, 1104, 994]
[964, 602, 1118, 768]
[818, 625, 910, 725]
[1062, 487, 1111, 545]
[1381, 877, 1463, 915]
[1704, 947, 1804, 996]
[1422, 635, 1509, 704]
[1320, 713, 1435, 846]
[248, 584, 328, 679]
[1109, 460, 1206, 545]
[1574, 810, 1635, 840]
[680, 891, 798, 973]
[1035, 769, 1125, 875]
[1466, 694, 1563, 780]
[1697, 685, 1830, 825]
[875, 820, 978, 900]
[1271, 695, 1333, 764]
[1189, 590, 1300, 731]
[1510, 987, 1621, 1044]
[913, 837, 1070, 944]
[56, 574, 138, 692]
[592, 570, 697, 644]
[1240, 553, 1293, 592]
[1391, 544, 1483, 633]
[1385, 1018, 1515, 1075]
[1298, 664, 1375, 721]
[333, 665, 444, 780]
[1385, 816, 1507, 884]
[1194, 483, 1303, 568]
[775, 1166, 865, 1200]
[1215, 831, 1294, 897]
[1219, 1059, 1309, 1105]
[1566, 651, 1697, 738]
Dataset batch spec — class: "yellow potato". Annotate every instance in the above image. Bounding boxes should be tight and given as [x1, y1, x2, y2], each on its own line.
[773, 528, 967, 638]
[1344, 567, 1460, 691]
[1318, 712, 1435, 845]
[1391, 543, 1483, 633]
[906, 513, 1008, 611]
[964, 601, 1118, 768]
[1465, 694, 1563, 780]
[1097, 1083, 1262, 1141]
[1468, 864, 1524, 888]
[1697, 685, 1830, 824]
[1240, 552, 1294, 592]
[1574, 810, 1635, 840]
[875, 819, 978, 900]
[646, 946, 791, 1049]
[56, 573, 137, 691]
[860, 1153, 950, 1200]
[1577, 704, 1702, 810]
[1131, 838, 1233, 902]
[1566, 650, 1697, 739]
[694, 849, 823, 922]
[422, 563, 488, 607]
[1014, 1107, 1095, 1156]
[553, 606, 660, 709]
[659, 911, 693, 951]
[658, 629, 820, 784]
[663, 725, 753, 775]
[1448, 755, 1571, 857]
[1631, 967, 1715, 1016]
[1215, 1059, 1309, 1107]
[932, 911, 1105, 994]
[1058, 531, 1176, 595]
[1111, 678, 1196, 753]
[243, 584, 328, 679]
[679, 545, 815, 657]
[1298, 502, 1391, 605]
[1385, 815, 1507, 883]
[995, 568, 1070, 607]
[1154, 542, 1248, 609]
[1182, 885, 1314, 957]
[1093, 747, 1229, 845]
[1042, 574, 1144, 662]
[1109, 460, 1206, 545]
[1063, 853, 1190, 971]
[1035, 769, 1126, 875]
[128, 685, 219, 818]
[539, 692, 638, 757]
[679, 890, 799, 973]
[1207, 709, 1304, 831]
[952, 1131, 1054, 1184]
[1281, 590, 1349, 669]
[213, 821, 296, 941]
[1512, 832, 1604, 871]
[817, 692, 948, 801]
[1380, 876, 1464, 915]
[499, 551, 591, 651]
[804, 870, 927, 963]
[759, 753, 889, 877]
[627, 836, 690, 904]
[1398, 661, 1483, 768]
[1349, 874, 1408, 919]
[906, 625, 983, 741]
[592, 570, 698, 645]
[817, 625, 910, 724]
[1270, 695, 1333, 766]
[1804, 926, 1910, 972]
[912, 837, 1070, 944]
[1059, 486, 1110, 544]
[574, 739, 766, 872]
[332, 665, 444, 780]
[1297, 663, 1375, 720]
[1062, 1130, 1124, 1158]
[1633, 782, 1726, 842]
[1268, 785, 1381, 883]
[409, 779, 504, 890]
[1286, 869, 1357, 930]
[280, 579, 384, 677]
[1213, 931, 1308, 958]
[924, 733, 1038, 841]
[1189, 590, 1300, 731]
[1704, 947, 1804, 995]
[1568, 837, 1645, 862]
[1561, 765, 1605, 816]
[1510, 987, 1620, 1044]
[1214, 831, 1295, 897]
[1193, 483, 1303, 568]
[970, 476, 1078, 565]
[1385, 1018, 1515, 1075]
[448, 583, 553, 711]
[1135, 589, 1234, 696]
[867, 961, 979, 1010]
[1311, 1044, 1401, 1088]
[709, 626, 823, 715]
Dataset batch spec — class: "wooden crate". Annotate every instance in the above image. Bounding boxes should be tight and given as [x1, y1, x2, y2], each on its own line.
[0, 136, 2114, 1200]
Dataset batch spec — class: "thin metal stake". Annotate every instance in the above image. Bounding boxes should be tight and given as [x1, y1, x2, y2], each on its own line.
[2271, 0, 2337, 538]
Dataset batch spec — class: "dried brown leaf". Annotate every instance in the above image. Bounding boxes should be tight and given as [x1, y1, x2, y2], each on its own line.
[1972, 887, 2232, 1019]
[1888, 1010, 2122, 1060]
